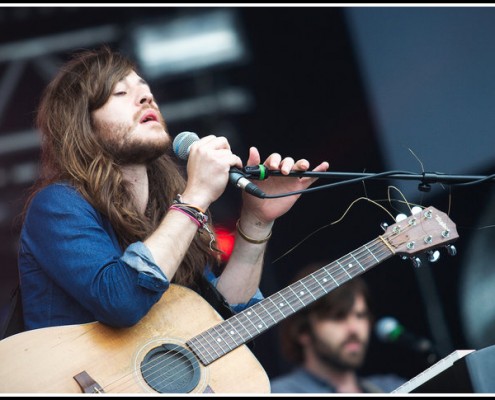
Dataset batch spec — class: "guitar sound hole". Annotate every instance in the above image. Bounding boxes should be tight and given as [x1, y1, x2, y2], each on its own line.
[141, 343, 200, 393]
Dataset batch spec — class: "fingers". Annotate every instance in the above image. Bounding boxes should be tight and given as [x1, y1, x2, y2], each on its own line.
[292, 158, 310, 172]
[189, 135, 241, 168]
[312, 161, 330, 172]
[191, 139, 328, 174]
[189, 135, 230, 154]
[298, 161, 329, 185]
[247, 147, 261, 166]
[262, 152, 313, 175]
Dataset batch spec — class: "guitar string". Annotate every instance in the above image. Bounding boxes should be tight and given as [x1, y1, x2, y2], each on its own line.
[103, 242, 392, 392]
[1, 206, 438, 394]
[107, 192, 420, 391]
[133, 243, 396, 392]
[137, 205, 458, 392]
[103, 210, 443, 393]
[108, 246, 395, 394]
[103, 240, 393, 393]
[102, 237, 397, 393]
[106, 225, 432, 394]
[272, 184, 425, 265]
[104, 211, 436, 393]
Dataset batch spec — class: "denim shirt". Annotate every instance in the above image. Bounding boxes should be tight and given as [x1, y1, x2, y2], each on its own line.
[18, 182, 262, 330]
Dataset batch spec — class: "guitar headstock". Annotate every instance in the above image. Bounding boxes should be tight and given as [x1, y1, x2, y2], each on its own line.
[383, 206, 458, 258]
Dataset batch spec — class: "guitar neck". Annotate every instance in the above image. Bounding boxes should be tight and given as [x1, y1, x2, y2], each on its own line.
[187, 236, 394, 365]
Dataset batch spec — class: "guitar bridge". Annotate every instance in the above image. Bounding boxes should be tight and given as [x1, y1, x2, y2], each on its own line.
[73, 370, 104, 393]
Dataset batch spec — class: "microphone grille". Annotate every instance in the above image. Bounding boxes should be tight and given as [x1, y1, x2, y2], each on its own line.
[173, 131, 199, 160]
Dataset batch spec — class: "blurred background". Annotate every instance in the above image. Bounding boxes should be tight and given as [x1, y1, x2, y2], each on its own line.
[1, 5, 495, 385]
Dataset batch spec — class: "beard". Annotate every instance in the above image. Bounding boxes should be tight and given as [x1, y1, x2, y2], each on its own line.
[95, 115, 170, 164]
[310, 330, 368, 372]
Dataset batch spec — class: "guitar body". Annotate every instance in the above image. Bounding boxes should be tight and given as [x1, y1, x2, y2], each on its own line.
[0, 284, 270, 394]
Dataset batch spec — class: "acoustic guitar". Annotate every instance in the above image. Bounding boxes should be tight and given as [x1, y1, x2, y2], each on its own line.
[0, 206, 458, 393]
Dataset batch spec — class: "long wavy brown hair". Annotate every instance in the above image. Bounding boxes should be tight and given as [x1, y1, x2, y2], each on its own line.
[24, 45, 218, 287]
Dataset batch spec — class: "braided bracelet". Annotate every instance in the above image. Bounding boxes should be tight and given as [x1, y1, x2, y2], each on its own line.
[170, 196, 218, 252]
[236, 219, 272, 244]
[174, 194, 206, 214]
[169, 205, 201, 227]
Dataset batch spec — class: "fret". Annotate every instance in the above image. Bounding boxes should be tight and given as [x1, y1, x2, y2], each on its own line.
[213, 324, 237, 351]
[300, 279, 318, 301]
[249, 305, 267, 332]
[287, 285, 308, 309]
[306, 274, 328, 298]
[205, 320, 250, 360]
[376, 240, 392, 261]
[333, 260, 346, 284]
[188, 332, 215, 365]
[238, 308, 263, 336]
[308, 272, 329, 295]
[335, 259, 352, 281]
[271, 291, 295, 314]
[204, 330, 224, 357]
[266, 296, 288, 321]
[187, 236, 400, 366]
[350, 251, 365, 271]
[227, 313, 255, 343]
[257, 301, 278, 326]
[343, 262, 353, 279]
[323, 266, 341, 287]
[319, 267, 340, 291]
[364, 243, 379, 263]
[289, 281, 308, 307]
[218, 320, 243, 347]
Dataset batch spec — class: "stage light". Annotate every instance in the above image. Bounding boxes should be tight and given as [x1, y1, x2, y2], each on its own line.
[214, 226, 235, 263]
[132, 9, 247, 80]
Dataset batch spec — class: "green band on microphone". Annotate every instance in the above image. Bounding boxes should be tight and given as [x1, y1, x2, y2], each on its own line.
[258, 164, 266, 180]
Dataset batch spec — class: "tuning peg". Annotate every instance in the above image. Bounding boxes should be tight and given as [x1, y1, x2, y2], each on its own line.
[446, 245, 457, 256]
[411, 256, 422, 268]
[380, 222, 389, 232]
[395, 213, 407, 222]
[427, 250, 440, 263]
[411, 206, 423, 215]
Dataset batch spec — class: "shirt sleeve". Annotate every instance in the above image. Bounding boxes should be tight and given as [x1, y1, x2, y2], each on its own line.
[203, 268, 264, 313]
[21, 183, 168, 326]
[121, 241, 169, 291]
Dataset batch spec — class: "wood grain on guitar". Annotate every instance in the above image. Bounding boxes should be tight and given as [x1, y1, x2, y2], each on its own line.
[0, 206, 458, 393]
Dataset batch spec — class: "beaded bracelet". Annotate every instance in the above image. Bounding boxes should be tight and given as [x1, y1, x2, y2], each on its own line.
[236, 219, 272, 244]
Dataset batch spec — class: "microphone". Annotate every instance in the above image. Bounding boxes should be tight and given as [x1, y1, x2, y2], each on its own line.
[375, 317, 437, 360]
[172, 131, 266, 198]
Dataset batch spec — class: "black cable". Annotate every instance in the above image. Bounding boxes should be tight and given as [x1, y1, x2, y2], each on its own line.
[450, 173, 495, 187]
[260, 170, 418, 199]
[246, 168, 495, 199]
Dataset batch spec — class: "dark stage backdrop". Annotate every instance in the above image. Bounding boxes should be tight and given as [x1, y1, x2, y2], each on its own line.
[0, 6, 494, 388]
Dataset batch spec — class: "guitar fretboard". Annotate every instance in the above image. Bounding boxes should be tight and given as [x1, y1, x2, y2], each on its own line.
[187, 236, 394, 365]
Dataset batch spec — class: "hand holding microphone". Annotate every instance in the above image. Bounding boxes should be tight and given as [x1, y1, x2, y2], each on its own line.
[172, 131, 266, 198]
[172, 131, 329, 230]
[173, 131, 329, 200]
